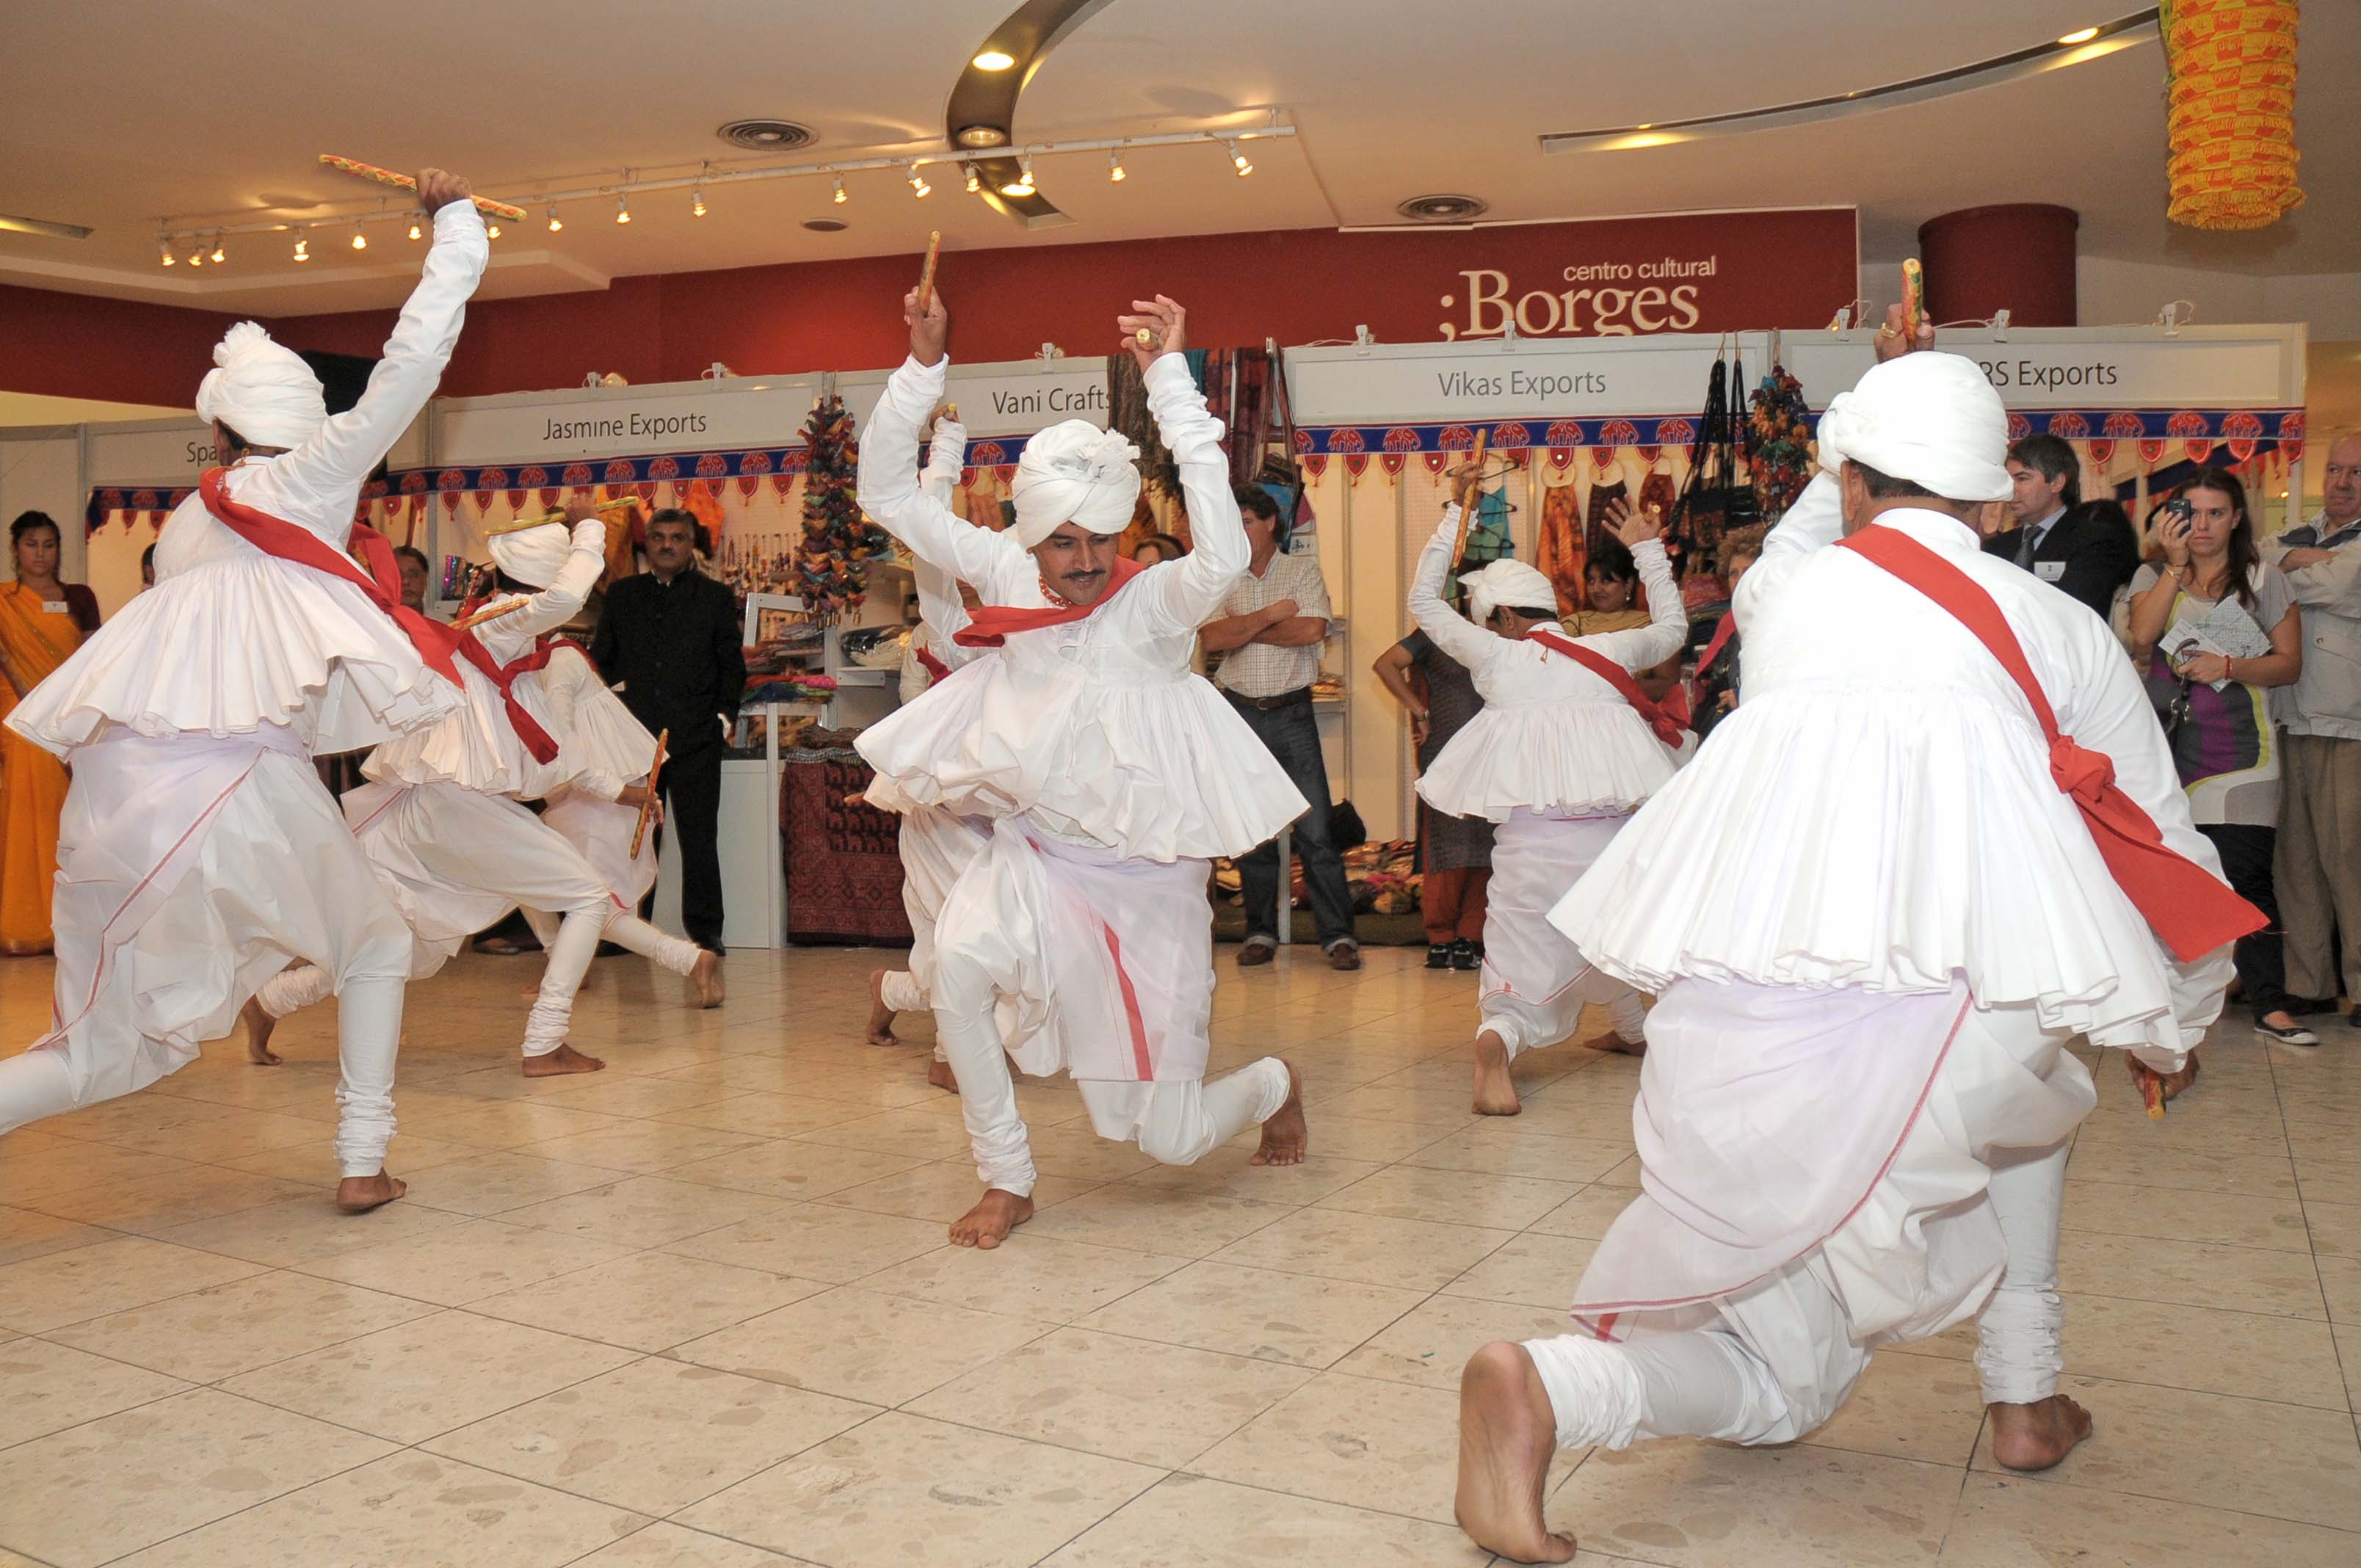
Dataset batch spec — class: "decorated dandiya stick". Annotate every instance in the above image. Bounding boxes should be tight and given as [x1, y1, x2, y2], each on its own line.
[453, 594, 531, 631]
[1451, 429, 1491, 563]
[1901, 258, 1927, 335]
[630, 729, 670, 860]
[317, 155, 528, 222]
[916, 230, 942, 313]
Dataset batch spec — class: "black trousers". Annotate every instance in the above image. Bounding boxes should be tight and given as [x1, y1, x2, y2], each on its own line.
[656, 740, 727, 948]
[2201, 822, 2289, 1017]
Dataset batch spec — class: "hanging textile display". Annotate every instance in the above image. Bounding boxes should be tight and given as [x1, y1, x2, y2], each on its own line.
[2161, 0, 2303, 232]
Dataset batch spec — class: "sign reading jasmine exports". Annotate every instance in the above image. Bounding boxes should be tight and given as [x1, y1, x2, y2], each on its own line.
[433, 379, 819, 465]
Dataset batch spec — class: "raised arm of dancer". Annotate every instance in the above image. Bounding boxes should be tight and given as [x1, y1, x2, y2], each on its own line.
[1578, 513, 1686, 671]
[1123, 301, 1247, 631]
[269, 172, 491, 539]
[913, 413, 976, 654]
[857, 291, 1028, 596]
[479, 517, 609, 657]
[1407, 507, 1501, 673]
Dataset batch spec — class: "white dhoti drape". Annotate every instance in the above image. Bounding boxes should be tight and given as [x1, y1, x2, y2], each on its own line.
[879, 805, 993, 1064]
[930, 815, 1290, 1196]
[1522, 979, 2086, 1449]
[0, 726, 412, 1176]
[522, 789, 659, 951]
[256, 779, 697, 1058]
[1481, 810, 1644, 1054]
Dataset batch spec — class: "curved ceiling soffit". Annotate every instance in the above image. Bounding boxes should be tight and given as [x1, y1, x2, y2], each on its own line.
[945, 0, 1121, 228]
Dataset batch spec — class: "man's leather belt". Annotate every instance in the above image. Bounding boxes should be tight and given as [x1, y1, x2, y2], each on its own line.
[1224, 686, 1312, 712]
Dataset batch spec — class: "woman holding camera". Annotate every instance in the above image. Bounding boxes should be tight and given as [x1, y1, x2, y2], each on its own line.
[2128, 470, 2307, 1044]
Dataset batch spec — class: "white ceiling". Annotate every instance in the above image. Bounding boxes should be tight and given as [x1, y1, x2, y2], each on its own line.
[1, 0, 2353, 318]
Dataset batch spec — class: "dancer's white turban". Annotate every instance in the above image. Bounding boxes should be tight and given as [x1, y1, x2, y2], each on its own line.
[1009, 421, 1142, 548]
[195, 322, 327, 450]
[489, 521, 573, 588]
[1816, 352, 2012, 503]
[1460, 559, 1559, 626]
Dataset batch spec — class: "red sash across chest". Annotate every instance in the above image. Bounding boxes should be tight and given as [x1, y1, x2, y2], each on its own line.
[1525, 626, 1687, 749]
[1838, 522, 2262, 962]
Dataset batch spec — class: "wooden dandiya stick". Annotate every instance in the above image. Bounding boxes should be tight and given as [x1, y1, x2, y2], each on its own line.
[1901, 258, 1927, 336]
[453, 595, 530, 632]
[318, 156, 528, 222]
[1451, 429, 1491, 563]
[916, 231, 942, 313]
[630, 729, 670, 860]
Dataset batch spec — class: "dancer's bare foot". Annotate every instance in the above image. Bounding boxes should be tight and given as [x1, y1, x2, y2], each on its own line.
[336, 1172, 407, 1213]
[1587, 1031, 1646, 1057]
[1455, 1341, 1577, 1564]
[1472, 1031, 1521, 1116]
[949, 1188, 1033, 1249]
[866, 968, 899, 1047]
[523, 1043, 605, 1076]
[241, 998, 282, 1066]
[692, 948, 726, 1009]
[519, 979, 542, 1001]
[928, 1057, 959, 1094]
[1251, 1060, 1309, 1165]
[1987, 1393, 2093, 1472]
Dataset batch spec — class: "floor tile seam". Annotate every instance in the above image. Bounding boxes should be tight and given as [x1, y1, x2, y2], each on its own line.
[1965, 1459, 2361, 1533]
[17, 1289, 446, 1398]
[0, 1366, 197, 1459]
[863, 1392, 1277, 1479]
[0, 1256, 276, 1337]
[1152, 1462, 1472, 1532]
[1012, 1277, 1444, 1371]
[2053, 1218, 2315, 1254]
[77, 1442, 405, 1568]
[410, 1391, 894, 1521]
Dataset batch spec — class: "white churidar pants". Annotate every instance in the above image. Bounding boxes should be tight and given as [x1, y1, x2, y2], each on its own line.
[262, 780, 694, 1059]
[1481, 810, 1645, 1054]
[929, 815, 1291, 1197]
[878, 805, 991, 1061]
[0, 727, 410, 1176]
[1520, 990, 2079, 1449]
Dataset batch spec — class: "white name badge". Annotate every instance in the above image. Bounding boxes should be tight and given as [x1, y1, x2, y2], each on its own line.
[42, 600, 69, 614]
[2035, 561, 2067, 583]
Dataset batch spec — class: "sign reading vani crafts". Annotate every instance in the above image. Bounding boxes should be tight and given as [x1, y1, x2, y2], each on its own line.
[1284, 325, 2305, 424]
[835, 362, 1110, 440]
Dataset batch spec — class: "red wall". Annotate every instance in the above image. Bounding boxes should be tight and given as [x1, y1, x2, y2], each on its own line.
[4, 209, 1857, 405]
[0, 284, 256, 408]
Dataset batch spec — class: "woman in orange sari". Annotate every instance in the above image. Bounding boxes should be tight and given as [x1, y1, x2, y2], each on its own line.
[1, 512, 101, 954]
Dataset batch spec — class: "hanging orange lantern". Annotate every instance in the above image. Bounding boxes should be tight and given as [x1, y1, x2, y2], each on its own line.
[2161, 0, 2303, 231]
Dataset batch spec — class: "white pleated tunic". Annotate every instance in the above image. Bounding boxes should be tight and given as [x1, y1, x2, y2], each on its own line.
[855, 352, 1304, 863]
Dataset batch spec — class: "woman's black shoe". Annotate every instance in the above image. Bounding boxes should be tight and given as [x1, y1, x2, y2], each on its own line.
[1426, 944, 1454, 969]
[1451, 939, 1481, 972]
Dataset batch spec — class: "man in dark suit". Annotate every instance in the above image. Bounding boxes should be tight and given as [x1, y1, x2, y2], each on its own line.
[1980, 433, 2138, 620]
[590, 509, 747, 954]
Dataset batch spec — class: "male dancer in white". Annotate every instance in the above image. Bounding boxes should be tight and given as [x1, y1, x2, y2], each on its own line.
[866, 406, 993, 1095]
[244, 514, 722, 1075]
[518, 639, 671, 962]
[1452, 328, 2251, 1564]
[0, 170, 487, 1212]
[857, 288, 1311, 1249]
[1409, 465, 1687, 1115]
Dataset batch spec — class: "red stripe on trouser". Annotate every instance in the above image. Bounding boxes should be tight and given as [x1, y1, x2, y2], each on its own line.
[1100, 922, 1156, 1080]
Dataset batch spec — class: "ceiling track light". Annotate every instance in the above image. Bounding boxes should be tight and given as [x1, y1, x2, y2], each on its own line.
[158, 236, 175, 267]
[965, 164, 983, 193]
[1108, 150, 1125, 182]
[408, 218, 424, 240]
[547, 204, 563, 232]
[832, 173, 847, 204]
[209, 233, 225, 264]
[615, 192, 631, 224]
[1227, 139, 1252, 176]
[187, 244, 203, 269]
[351, 219, 368, 251]
[293, 228, 309, 262]
[907, 164, 932, 199]
[1001, 154, 1036, 197]
[692, 186, 707, 217]
[485, 220, 501, 239]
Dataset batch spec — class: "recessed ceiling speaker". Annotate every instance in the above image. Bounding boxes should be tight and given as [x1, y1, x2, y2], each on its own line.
[1396, 194, 1490, 222]
[718, 120, 817, 151]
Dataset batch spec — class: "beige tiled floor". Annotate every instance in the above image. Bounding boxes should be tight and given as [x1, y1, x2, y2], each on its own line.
[2, 943, 2359, 1566]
